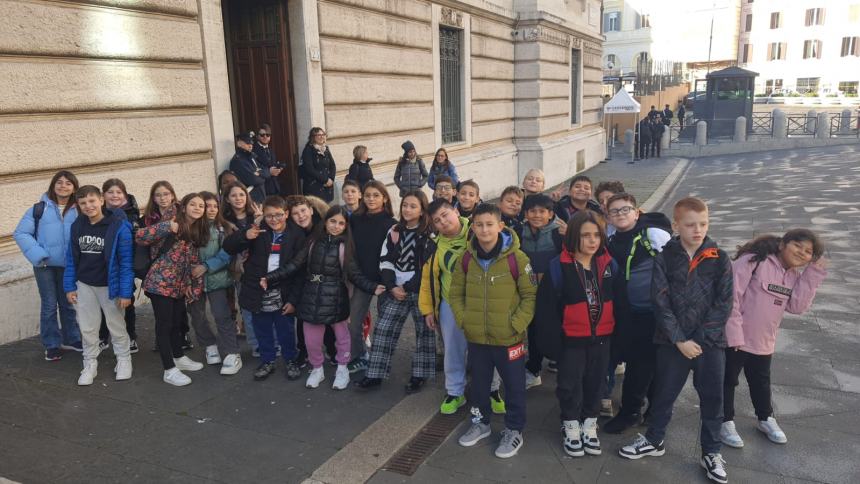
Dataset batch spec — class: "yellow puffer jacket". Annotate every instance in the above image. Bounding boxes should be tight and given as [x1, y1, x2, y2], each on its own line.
[418, 217, 470, 318]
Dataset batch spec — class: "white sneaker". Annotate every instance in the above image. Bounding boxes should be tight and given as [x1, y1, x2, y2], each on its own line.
[720, 420, 744, 448]
[525, 370, 542, 389]
[332, 365, 350, 390]
[562, 420, 584, 457]
[205, 345, 222, 365]
[77, 360, 98, 386]
[174, 356, 204, 372]
[220, 354, 242, 375]
[757, 417, 787, 444]
[163, 368, 192, 386]
[600, 398, 614, 417]
[582, 417, 601, 455]
[114, 357, 133, 381]
[306, 367, 325, 388]
[615, 362, 626, 376]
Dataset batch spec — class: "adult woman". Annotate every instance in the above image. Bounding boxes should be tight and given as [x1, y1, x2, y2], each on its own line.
[14, 170, 81, 361]
[300, 127, 336, 202]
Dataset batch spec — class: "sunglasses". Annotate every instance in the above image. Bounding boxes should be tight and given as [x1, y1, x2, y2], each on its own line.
[258, 133, 271, 137]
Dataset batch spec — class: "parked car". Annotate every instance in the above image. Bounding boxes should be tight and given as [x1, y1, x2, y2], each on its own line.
[684, 91, 706, 110]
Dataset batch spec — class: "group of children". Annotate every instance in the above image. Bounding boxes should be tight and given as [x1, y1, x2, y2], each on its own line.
[15, 150, 827, 482]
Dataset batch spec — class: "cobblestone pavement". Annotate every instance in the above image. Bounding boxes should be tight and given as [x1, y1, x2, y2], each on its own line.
[371, 145, 860, 484]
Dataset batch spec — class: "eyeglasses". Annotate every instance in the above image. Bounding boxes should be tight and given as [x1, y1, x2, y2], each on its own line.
[436, 185, 453, 191]
[258, 133, 271, 137]
[608, 206, 635, 217]
[264, 213, 286, 220]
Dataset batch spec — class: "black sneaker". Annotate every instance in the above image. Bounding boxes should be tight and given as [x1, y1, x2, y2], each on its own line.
[405, 376, 426, 394]
[618, 433, 666, 460]
[546, 360, 558, 373]
[98, 339, 110, 353]
[253, 361, 276, 381]
[355, 377, 382, 390]
[295, 356, 309, 369]
[129, 340, 139, 354]
[182, 334, 194, 350]
[603, 412, 643, 434]
[61, 341, 83, 352]
[285, 360, 302, 381]
[701, 453, 728, 483]
[44, 348, 62, 361]
[347, 357, 368, 374]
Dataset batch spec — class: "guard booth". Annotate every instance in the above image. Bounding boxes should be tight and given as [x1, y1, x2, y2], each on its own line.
[693, 66, 758, 137]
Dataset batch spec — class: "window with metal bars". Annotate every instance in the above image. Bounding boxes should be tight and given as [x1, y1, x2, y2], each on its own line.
[440, 27, 463, 144]
[571, 48, 581, 124]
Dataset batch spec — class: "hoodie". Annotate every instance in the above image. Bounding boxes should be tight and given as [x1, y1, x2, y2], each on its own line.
[64, 207, 134, 300]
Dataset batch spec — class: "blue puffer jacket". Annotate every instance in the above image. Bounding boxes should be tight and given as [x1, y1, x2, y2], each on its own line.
[63, 208, 134, 300]
[14, 193, 78, 268]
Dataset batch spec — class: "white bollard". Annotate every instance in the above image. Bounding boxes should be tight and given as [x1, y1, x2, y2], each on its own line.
[661, 128, 670, 149]
[773, 110, 787, 138]
[841, 109, 852, 133]
[695, 120, 707, 146]
[806, 110, 817, 133]
[734, 116, 747, 143]
[816, 112, 829, 139]
[624, 129, 634, 153]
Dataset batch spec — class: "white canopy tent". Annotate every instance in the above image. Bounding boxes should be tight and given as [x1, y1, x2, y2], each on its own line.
[603, 89, 641, 163]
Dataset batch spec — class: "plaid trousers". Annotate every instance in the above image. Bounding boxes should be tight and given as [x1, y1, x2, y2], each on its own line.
[366, 292, 436, 379]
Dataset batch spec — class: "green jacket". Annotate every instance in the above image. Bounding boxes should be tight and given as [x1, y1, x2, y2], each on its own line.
[201, 223, 233, 292]
[449, 227, 537, 346]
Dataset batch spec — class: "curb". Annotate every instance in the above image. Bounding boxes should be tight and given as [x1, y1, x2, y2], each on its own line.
[641, 158, 691, 213]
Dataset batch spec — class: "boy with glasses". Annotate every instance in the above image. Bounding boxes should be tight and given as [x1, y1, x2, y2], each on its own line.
[432, 175, 456, 204]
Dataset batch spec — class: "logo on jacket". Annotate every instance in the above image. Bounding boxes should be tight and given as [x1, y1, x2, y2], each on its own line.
[767, 284, 792, 297]
[602, 265, 612, 279]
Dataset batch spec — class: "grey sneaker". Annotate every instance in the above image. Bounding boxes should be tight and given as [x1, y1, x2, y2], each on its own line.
[756, 417, 787, 444]
[495, 428, 524, 458]
[720, 420, 744, 448]
[458, 421, 491, 447]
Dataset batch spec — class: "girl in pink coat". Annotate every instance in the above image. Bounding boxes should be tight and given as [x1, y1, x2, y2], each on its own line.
[720, 229, 826, 449]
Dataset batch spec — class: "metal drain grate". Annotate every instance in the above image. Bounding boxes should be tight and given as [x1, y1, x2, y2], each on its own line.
[383, 411, 463, 476]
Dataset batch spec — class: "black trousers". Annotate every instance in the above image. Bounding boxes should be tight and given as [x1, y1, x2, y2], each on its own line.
[296, 319, 336, 361]
[617, 312, 658, 416]
[638, 140, 651, 159]
[724, 348, 773, 421]
[556, 339, 611, 421]
[468, 342, 527, 431]
[525, 321, 544, 375]
[147, 293, 186, 370]
[650, 139, 661, 157]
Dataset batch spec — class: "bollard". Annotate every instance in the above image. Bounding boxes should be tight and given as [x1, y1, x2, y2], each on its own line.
[806, 110, 816, 133]
[841, 109, 852, 133]
[816, 112, 829, 139]
[773, 110, 787, 138]
[734, 116, 747, 143]
[624, 129, 634, 153]
[695, 120, 707, 146]
[661, 128, 670, 150]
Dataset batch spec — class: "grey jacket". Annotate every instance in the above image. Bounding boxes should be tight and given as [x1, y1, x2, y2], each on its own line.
[393, 157, 428, 195]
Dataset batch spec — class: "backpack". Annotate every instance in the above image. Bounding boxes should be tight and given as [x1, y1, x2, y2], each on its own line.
[133, 233, 175, 280]
[620, 212, 671, 281]
[32, 201, 46, 239]
[460, 251, 520, 280]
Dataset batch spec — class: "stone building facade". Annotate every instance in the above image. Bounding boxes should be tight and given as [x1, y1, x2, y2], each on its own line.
[0, 0, 604, 344]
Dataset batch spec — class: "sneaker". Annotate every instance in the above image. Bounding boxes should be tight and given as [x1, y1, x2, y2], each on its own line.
[490, 390, 506, 414]
[701, 453, 728, 484]
[495, 428, 524, 458]
[615, 362, 626, 375]
[347, 357, 368, 374]
[756, 417, 787, 444]
[173, 356, 203, 372]
[525, 370, 542, 390]
[77, 360, 98, 386]
[306, 367, 325, 388]
[114, 357, 132, 381]
[128, 339, 139, 354]
[619, 433, 666, 460]
[562, 420, 584, 457]
[61, 341, 83, 352]
[328, 356, 338, 367]
[582, 417, 601, 455]
[600, 398, 614, 417]
[332, 365, 350, 390]
[98, 339, 110, 353]
[285, 360, 302, 381]
[404, 376, 426, 394]
[458, 421, 491, 447]
[546, 360, 558, 373]
[45, 348, 62, 361]
[720, 420, 744, 448]
[182, 334, 194, 350]
[253, 361, 276, 381]
[251, 348, 260, 358]
[205, 345, 222, 365]
[355, 376, 382, 390]
[440, 394, 466, 414]
[296, 356, 309, 369]
[163, 367, 191, 386]
[603, 412, 642, 434]
[220, 354, 242, 375]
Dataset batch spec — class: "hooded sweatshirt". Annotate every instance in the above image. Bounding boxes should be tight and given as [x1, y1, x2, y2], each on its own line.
[418, 216, 470, 317]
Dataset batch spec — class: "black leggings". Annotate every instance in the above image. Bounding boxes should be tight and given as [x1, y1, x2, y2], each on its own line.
[724, 348, 773, 422]
[148, 293, 186, 370]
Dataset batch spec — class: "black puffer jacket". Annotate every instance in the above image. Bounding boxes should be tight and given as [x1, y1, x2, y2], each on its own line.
[266, 234, 377, 325]
[300, 144, 336, 202]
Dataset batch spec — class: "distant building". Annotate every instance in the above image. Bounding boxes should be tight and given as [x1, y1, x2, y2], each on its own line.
[737, 0, 860, 96]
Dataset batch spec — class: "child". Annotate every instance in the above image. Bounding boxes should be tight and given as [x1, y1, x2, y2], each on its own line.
[619, 197, 733, 484]
[419, 199, 506, 414]
[720, 230, 826, 448]
[393, 140, 428, 197]
[519, 194, 563, 389]
[186, 192, 243, 375]
[357, 191, 437, 392]
[554, 175, 603, 223]
[345, 145, 374, 188]
[64, 186, 134, 385]
[432, 175, 456, 203]
[348, 181, 397, 372]
[594, 181, 625, 237]
[603, 193, 671, 433]
[497, 186, 525, 237]
[534, 210, 620, 457]
[341, 179, 362, 216]
[521, 169, 546, 197]
[223, 196, 304, 381]
[450, 204, 537, 459]
[218, 169, 239, 197]
[136, 193, 208, 386]
[263, 206, 384, 389]
[454, 180, 481, 219]
[428, 148, 459, 189]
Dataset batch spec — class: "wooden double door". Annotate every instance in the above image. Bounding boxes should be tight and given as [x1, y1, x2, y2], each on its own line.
[224, 0, 299, 194]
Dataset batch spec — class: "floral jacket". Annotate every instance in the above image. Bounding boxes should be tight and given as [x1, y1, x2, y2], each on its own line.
[135, 221, 203, 301]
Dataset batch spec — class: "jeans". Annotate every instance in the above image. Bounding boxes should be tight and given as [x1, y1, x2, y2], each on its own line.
[439, 300, 468, 397]
[468, 343, 527, 432]
[252, 311, 297, 364]
[556, 339, 611, 421]
[33, 266, 79, 349]
[348, 288, 375, 360]
[75, 282, 130, 361]
[724, 348, 773, 421]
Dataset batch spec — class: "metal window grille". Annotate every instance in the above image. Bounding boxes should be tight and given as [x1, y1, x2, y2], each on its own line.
[440, 28, 462, 144]
[571, 49, 581, 124]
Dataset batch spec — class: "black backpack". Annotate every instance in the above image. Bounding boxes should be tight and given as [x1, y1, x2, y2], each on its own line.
[32, 201, 46, 239]
[133, 233, 175, 280]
